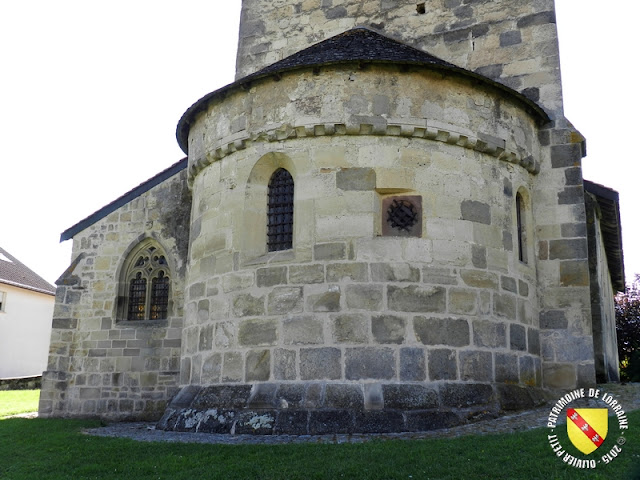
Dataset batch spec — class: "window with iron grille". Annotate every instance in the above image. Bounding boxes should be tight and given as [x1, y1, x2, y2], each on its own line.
[121, 242, 171, 321]
[267, 168, 294, 252]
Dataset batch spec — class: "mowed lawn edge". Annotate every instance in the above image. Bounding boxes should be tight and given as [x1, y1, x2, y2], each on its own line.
[0, 410, 638, 480]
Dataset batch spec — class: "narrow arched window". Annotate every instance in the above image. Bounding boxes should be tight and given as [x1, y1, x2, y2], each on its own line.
[120, 241, 171, 321]
[516, 192, 528, 264]
[267, 168, 294, 252]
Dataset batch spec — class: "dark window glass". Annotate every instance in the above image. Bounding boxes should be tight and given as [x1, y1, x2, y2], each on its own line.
[516, 193, 527, 263]
[267, 168, 294, 252]
[150, 271, 169, 320]
[128, 273, 147, 320]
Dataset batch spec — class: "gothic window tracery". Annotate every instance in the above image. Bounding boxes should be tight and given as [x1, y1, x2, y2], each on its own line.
[120, 241, 171, 321]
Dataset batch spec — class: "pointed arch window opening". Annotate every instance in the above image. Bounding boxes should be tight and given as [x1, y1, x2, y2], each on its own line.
[123, 244, 171, 321]
[267, 168, 294, 252]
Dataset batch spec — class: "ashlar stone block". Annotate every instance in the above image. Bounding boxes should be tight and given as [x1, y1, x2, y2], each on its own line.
[268, 286, 304, 315]
[371, 315, 406, 344]
[300, 347, 341, 380]
[388, 285, 446, 312]
[459, 350, 493, 381]
[427, 348, 457, 380]
[332, 314, 369, 344]
[414, 317, 469, 347]
[400, 347, 426, 381]
[345, 347, 395, 380]
[245, 349, 271, 382]
[472, 320, 507, 348]
[345, 284, 383, 311]
[238, 319, 278, 346]
[283, 316, 324, 345]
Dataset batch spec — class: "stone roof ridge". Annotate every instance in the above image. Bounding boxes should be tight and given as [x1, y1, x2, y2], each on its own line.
[0, 246, 56, 295]
[60, 157, 188, 242]
[251, 26, 458, 77]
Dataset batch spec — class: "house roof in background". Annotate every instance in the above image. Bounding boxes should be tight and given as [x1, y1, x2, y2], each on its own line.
[0, 246, 56, 295]
[60, 157, 188, 242]
[584, 180, 625, 292]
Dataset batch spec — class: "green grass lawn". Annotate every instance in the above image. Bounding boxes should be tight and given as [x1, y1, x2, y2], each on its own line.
[0, 411, 638, 480]
[0, 390, 40, 418]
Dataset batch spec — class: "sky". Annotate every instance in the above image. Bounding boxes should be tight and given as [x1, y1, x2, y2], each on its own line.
[1, 1, 638, 288]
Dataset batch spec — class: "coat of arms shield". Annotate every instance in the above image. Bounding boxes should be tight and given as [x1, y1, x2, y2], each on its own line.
[567, 408, 608, 455]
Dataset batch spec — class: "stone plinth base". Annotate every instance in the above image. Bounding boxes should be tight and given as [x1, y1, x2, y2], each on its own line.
[157, 382, 546, 435]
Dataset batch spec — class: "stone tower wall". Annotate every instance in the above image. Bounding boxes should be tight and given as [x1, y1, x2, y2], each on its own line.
[165, 64, 552, 433]
[236, 0, 562, 115]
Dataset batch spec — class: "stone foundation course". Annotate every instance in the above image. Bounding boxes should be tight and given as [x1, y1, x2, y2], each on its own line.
[158, 382, 545, 435]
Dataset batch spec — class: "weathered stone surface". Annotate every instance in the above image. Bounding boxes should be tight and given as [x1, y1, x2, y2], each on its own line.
[549, 239, 587, 260]
[307, 287, 341, 312]
[257, 266, 288, 287]
[405, 411, 462, 432]
[247, 383, 278, 408]
[300, 348, 341, 380]
[275, 410, 309, 435]
[460, 270, 498, 289]
[192, 385, 252, 409]
[542, 363, 576, 389]
[388, 285, 446, 312]
[233, 293, 265, 317]
[448, 288, 478, 315]
[354, 411, 405, 433]
[510, 323, 526, 351]
[245, 350, 271, 381]
[539, 310, 568, 329]
[400, 347, 426, 381]
[336, 167, 376, 191]
[414, 317, 469, 347]
[331, 313, 369, 344]
[560, 261, 589, 286]
[326, 263, 368, 282]
[283, 316, 324, 345]
[459, 350, 493, 381]
[473, 320, 507, 348]
[440, 383, 494, 408]
[222, 352, 243, 382]
[314, 243, 346, 261]
[371, 263, 420, 282]
[345, 347, 395, 380]
[382, 384, 438, 410]
[267, 287, 303, 315]
[325, 384, 364, 410]
[309, 410, 354, 435]
[496, 384, 538, 411]
[460, 200, 491, 225]
[201, 353, 222, 383]
[273, 349, 297, 380]
[371, 315, 406, 344]
[288, 264, 324, 284]
[494, 293, 516, 320]
[495, 353, 519, 383]
[238, 319, 277, 346]
[345, 284, 383, 310]
[428, 348, 457, 380]
[471, 245, 487, 269]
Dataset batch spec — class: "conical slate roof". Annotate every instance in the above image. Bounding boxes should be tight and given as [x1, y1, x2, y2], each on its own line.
[0, 246, 56, 295]
[252, 27, 457, 76]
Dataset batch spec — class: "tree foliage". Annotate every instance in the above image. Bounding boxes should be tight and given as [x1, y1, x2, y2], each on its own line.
[615, 274, 640, 381]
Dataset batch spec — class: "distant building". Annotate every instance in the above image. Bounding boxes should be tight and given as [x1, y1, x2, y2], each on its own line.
[0, 247, 55, 380]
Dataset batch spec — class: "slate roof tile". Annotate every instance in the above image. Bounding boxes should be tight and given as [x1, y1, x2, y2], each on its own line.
[0, 247, 56, 295]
